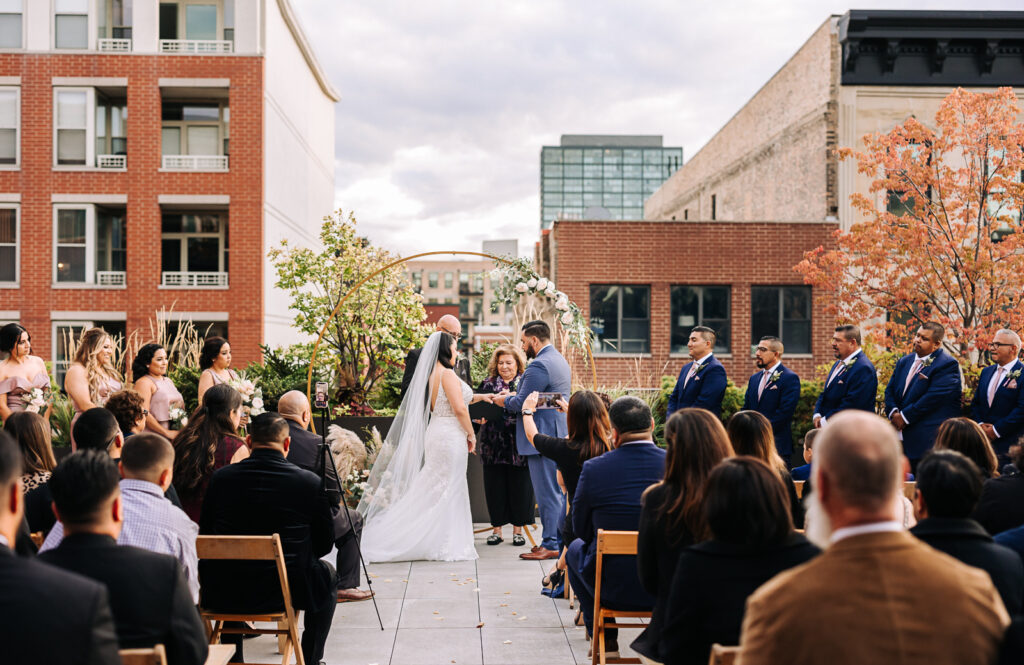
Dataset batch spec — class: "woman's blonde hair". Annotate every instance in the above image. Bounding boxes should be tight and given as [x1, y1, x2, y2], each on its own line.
[487, 344, 526, 379]
[72, 328, 120, 404]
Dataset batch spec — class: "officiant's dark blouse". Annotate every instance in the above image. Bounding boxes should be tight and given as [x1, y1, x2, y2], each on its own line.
[476, 374, 526, 467]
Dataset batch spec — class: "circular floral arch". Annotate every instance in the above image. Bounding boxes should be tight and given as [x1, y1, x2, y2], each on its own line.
[305, 250, 596, 421]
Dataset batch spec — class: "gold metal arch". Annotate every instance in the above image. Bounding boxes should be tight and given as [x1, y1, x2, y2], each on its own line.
[305, 250, 598, 431]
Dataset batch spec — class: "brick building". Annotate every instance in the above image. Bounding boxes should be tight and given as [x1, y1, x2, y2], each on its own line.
[541, 10, 1024, 388]
[0, 0, 338, 378]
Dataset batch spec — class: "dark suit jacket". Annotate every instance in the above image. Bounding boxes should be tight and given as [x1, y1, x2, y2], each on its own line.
[884, 349, 962, 459]
[813, 351, 878, 420]
[286, 419, 360, 540]
[667, 355, 727, 417]
[400, 346, 471, 399]
[199, 448, 335, 613]
[505, 344, 571, 456]
[658, 534, 819, 665]
[632, 483, 694, 661]
[911, 517, 1024, 614]
[971, 360, 1024, 455]
[0, 544, 121, 665]
[973, 473, 1024, 536]
[572, 441, 666, 610]
[38, 533, 206, 665]
[742, 364, 801, 456]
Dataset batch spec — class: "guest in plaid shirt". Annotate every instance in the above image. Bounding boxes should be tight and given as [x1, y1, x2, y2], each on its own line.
[41, 433, 199, 602]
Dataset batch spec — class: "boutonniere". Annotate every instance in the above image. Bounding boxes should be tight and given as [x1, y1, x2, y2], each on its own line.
[694, 362, 709, 375]
[920, 356, 935, 368]
[1008, 370, 1022, 381]
[768, 370, 781, 384]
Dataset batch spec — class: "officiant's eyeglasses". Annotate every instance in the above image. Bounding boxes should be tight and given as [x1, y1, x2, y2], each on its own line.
[992, 342, 1017, 348]
[442, 329, 463, 340]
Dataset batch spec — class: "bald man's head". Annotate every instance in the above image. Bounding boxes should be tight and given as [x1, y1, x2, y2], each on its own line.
[437, 315, 461, 337]
[278, 391, 311, 426]
[815, 411, 902, 515]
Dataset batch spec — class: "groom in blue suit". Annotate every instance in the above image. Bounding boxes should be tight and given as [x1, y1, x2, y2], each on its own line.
[813, 324, 878, 427]
[971, 328, 1024, 463]
[495, 320, 571, 560]
[667, 326, 728, 417]
[883, 322, 962, 469]
[743, 336, 801, 465]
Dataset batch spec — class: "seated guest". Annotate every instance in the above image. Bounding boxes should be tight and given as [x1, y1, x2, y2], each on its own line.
[566, 396, 666, 657]
[39, 451, 207, 665]
[934, 418, 999, 479]
[0, 431, 121, 665]
[200, 412, 336, 665]
[631, 408, 734, 665]
[995, 523, 1024, 566]
[973, 444, 1024, 536]
[790, 428, 818, 482]
[660, 458, 820, 665]
[278, 390, 372, 603]
[41, 433, 200, 602]
[738, 411, 1010, 665]
[4, 411, 57, 533]
[105, 389, 148, 439]
[172, 383, 248, 522]
[74, 407, 124, 458]
[727, 410, 804, 527]
[910, 450, 1024, 614]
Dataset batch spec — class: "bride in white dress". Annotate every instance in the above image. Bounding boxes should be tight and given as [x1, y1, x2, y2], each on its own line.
[358, 331, 490, 562]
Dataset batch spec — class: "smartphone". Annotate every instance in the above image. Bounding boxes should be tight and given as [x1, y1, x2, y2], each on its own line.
[314, 382, 329, 409]
[534, 392, 563, 409]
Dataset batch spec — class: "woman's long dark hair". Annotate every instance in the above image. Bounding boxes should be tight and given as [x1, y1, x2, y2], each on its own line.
[0, 323, 28, 355]
[4, 411, 56, 475]
[705, 457, 794, 547]
[436, 332, 456, 369]
[934, 417, 999, 479]
[566, 390, 612, 463]
[199, 337, 229, 370]
[172, 383, 242, 492]
[727, 410, 788, 473]
[650, 408, 734, 543]
[131, 343, 164, 383]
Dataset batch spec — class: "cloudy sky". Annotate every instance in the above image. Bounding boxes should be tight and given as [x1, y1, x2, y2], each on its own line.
[290, 0, 1021, 257]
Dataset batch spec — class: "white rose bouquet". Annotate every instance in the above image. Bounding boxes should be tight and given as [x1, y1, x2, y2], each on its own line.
[228, 373, 265, 419]
[169, 406, 188, 429]
[25, 388, 48, 414]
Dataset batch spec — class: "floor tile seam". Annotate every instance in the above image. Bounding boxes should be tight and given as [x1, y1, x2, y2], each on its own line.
[386, 561, 412, 665]
[476, 558, 485, 665]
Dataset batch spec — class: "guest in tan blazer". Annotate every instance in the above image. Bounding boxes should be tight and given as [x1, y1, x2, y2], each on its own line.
[738, 410, 1010, 665]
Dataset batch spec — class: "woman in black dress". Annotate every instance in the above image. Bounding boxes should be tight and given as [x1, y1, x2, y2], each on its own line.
[727, 410, 805, 527]
[476, 344, 530, 545]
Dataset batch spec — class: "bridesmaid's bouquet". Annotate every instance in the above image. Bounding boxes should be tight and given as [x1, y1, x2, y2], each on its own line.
[169, 406, 188, 429]
[228, 373, 266, 418]
[25, 388, 48, 414]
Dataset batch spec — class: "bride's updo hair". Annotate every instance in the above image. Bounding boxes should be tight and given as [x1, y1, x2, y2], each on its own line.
[436, 332, 457, 369]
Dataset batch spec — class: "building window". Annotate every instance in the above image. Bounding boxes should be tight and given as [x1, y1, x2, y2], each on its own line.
[53, 319, 127, 385]
[671, 286, 730, 354]
[589, 285, 650, 354]
[751, 286, 812, 354]
[53, 205, 126, 285]
[444, 272, 453, 289]
[0, 206, 16, 283]
[54, 206, 91, 283]
[160, 212, 228, 287]
[410, 270, 422, 288]
[427, 272, 438, 288]
[96, 95, 127, 157]
[55, 0, 89, 49]
[54, 88, 94, 166]
[162, 101, 229, 156]
[0, 0, 21, 48]
[711, 194, 717, 220]
[99, 0, 133, 39]
[0, 87, 17, 165]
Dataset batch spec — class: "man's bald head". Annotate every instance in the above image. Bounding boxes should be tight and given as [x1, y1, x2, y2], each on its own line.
[278, 391, 310, 424]
[437, 315, 461, 337]
[815, 411, 902, 515]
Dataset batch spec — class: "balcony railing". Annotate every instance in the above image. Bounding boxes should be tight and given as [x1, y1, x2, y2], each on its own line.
[96, 271, 126, 287]
[162, 155, 229, 171]
[97, 155, 126, 169]
[98, 38, 132, 52]
[159, 39, 233, 54]
[161, 271, 228, 288]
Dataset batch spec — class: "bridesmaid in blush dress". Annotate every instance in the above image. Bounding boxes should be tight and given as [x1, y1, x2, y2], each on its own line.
[64, 328, 122, 450]
[132, 343, 185, 440]
[0, 323, 51, 422]
[196, 337, 238, 405]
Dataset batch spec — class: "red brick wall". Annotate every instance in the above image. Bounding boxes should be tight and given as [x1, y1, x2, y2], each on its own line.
[549, 220, 838, 388]
[0, 53, 264, 365]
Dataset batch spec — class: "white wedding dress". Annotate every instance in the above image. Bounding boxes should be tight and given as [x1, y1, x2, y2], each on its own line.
[359, 375, 478, 563]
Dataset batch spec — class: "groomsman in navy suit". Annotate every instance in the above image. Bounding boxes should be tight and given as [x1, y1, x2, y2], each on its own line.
[667, 326, 727, 417]
[743, 336, 801, 466]
[971, 328, 1024, 465]
[883, 322, 962, 470]
[813, 325, 878, 427]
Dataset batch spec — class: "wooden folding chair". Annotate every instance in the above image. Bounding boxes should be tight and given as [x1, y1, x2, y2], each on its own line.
[196, 534, 304, 665]
[707, 643, 740, 665]
[904, 481, 916, 500]
[30, 531, 44, 548]
[793, 480, 805, 499]
[119, 645, 167, 665]
[591, 529, 651, 665]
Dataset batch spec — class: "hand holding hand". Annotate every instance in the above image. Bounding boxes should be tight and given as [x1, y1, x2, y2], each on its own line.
[467, 434, 476, 454]
[890, 412, 907, 431]
[813, 416, 822, 429]
[523, 391, 540, 412]
[981, 423, 998, 440]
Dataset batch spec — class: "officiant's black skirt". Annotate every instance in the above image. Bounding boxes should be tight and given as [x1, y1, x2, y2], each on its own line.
[482, 464, 534, 527]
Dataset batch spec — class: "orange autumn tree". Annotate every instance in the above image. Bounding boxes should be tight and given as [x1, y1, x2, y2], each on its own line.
[796, 87, 1024, 365]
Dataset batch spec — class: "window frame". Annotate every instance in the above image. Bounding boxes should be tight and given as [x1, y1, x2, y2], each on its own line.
[53, 86, 96, 167]
[160, 211, 228, 275]
[0, 85, 18, 167]
[98, 0, 133, 40]
[750, 285, 813, 355]
[53, 203, 96, 285]
[589, 284, 651, 355]
[670, 285, 731, 355]
[0, 204, 18, 285]
[53, 0, 94, 50]
[161, 101, 228, 156]
[0, 0, 23, 50]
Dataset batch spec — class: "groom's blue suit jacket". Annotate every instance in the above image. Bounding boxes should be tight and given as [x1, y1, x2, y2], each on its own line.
[504, 344, 571, 457]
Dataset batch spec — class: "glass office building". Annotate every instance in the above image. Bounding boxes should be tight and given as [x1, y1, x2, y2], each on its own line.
[540, 135, 683, 229]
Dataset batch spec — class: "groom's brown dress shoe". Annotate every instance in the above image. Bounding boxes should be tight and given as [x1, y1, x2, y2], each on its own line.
[530, 545, 544, 553]
[519, 547, 559, 560]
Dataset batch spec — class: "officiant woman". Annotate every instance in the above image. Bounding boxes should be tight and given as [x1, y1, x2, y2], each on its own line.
[476, 344, 533, 546]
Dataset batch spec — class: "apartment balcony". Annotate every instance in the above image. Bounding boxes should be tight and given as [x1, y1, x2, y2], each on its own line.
[96, 271, 126, 287]
[98, 38, 132, 52]
[160, 271, 228, 288]
[159, 39, 233, 54]
[162, 155, 228, 171]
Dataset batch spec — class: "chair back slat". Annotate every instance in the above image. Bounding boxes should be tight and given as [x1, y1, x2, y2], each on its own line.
[904, 481, 916, 500]
[707, 644, 739, 665]
[794, 480, 805, 498]
[120, 645, 168, 665]
[195, 534, 278, 560]
[595, 530, 639, 556]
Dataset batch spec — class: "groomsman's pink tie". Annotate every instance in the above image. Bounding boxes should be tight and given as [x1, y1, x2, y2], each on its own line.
[683, 363, 698, 388]
[988, 367, 1005, 406]
[902, 358, 923, 396]
[758, 369, 771, 400]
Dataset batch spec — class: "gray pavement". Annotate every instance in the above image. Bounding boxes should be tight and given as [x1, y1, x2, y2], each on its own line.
[240, 524, 646, 664]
